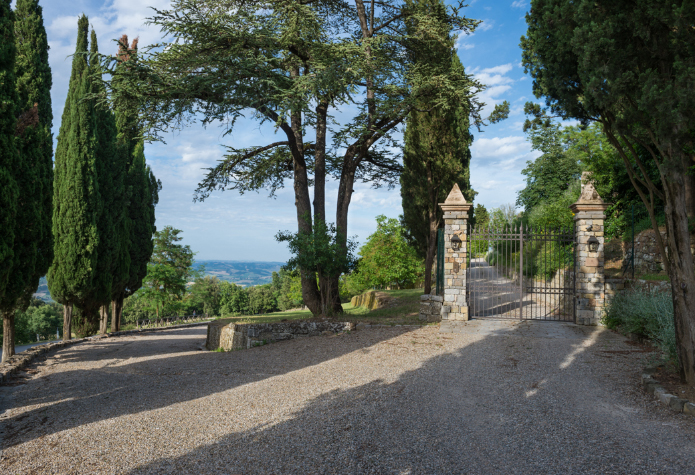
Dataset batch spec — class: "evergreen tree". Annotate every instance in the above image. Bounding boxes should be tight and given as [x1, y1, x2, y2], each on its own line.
[400, 54, 476, 294]
[0, 0, 53, 362]
[110, 36, 158, 331]
[89, 29, 122, 334]
[0, 0, 20, 360]
[47, 15, 100, 340]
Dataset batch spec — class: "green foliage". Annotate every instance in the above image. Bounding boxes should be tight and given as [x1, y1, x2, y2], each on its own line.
[125, 142, 160, 298]
[516, 104, 581, 211]
[526, 182, 580, 231]
[219, 280, 250, 316]
[247, 285, 279, 315]
[7, 0, 53, 314]
[273, 270, 303, 311]
[47, 15, 100, 310]
[401, 53, 475, 264]
[0, 0, 20, 299]
[187, 275, 222, 316]
[90, 28, 122, 312]
[604, 288, 677, 365]
[0, 299, 62, 345]
[139, 226, 197, 316]
[356, 215, 424, 289]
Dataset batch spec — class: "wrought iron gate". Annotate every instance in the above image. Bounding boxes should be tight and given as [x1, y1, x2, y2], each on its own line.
[435, 228, 444, 296]
[466, 225, 576, 321]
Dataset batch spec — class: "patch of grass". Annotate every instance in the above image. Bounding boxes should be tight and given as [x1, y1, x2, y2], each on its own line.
[207, 289, 426, 328]
[638, 273, 669, 281]
[213, 347, 226, 352]
[342, 288, 424, 325]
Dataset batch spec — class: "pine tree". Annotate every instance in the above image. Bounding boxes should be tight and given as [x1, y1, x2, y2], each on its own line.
[0, 0, 20, 360]
[47, 15, 100, 340]
[0, 0, 53, 362]
[400, 54, 475, 294]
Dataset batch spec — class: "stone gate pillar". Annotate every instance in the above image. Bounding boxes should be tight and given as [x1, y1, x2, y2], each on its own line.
[570, 178, 610, 325]
[439, 184, 472, 321]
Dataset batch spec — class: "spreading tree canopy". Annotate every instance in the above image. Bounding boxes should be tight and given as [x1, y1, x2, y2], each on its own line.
[47, 15, 100, 340]
[521, 0, 695, 384]
[96, 0, 500, 316]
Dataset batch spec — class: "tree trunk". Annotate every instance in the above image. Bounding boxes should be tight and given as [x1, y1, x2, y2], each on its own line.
[661, 164, 695, 385]
[289, 67, 322, 315]
[110, 300, 118, 332]
[424, 221, 438, 295]
[2, 311, 15, 363]
[114, 295, 124, 331]
[99, 305, 109, 334]
[63, 304, 72, 341]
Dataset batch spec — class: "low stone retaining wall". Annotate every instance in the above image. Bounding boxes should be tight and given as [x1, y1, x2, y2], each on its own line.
[206, 320, 356, 351]
[419, 294, 442, 322]
[0, 321, 210, 385]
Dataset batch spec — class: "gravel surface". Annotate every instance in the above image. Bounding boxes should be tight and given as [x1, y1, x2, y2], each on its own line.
[1, 321, 694, 474]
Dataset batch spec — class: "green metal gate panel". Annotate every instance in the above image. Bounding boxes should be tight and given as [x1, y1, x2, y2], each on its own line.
[435, 228, 444, 296]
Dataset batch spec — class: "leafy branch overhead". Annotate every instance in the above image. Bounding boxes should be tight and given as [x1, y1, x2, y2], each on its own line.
[95, 0, 491, 198]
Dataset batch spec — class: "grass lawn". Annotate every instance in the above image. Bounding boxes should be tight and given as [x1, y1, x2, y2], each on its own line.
[212, 288, 426, 327]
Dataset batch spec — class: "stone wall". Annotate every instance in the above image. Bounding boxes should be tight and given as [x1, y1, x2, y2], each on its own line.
[206, 320, 355, 351]
[419, 294, 442, 322]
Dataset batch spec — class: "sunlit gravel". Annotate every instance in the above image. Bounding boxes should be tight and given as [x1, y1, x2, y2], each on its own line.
[1, 321, 694, 474]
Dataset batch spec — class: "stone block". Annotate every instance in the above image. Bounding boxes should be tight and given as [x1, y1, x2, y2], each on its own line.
[431, 295, 443, 302]
[420, 294, 431, 301]
[667, 396, 687, 412]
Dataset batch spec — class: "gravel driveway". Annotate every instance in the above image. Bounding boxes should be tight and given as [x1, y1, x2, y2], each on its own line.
[1, 321, 694, 474]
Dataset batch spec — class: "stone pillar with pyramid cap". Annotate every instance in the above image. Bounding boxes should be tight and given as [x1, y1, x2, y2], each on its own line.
[570, 174, 610, 325]
[439, 184, 472, 321]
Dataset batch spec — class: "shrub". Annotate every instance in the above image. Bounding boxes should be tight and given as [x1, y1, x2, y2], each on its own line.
[604, 288, 676, 365]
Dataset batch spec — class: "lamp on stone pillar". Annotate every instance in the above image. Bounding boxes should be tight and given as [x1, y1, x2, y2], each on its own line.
[569, 176, 611, 326]
[451, 234, 462, 251]
[438, 184, 472, 322]
[587, 236, 599, 253]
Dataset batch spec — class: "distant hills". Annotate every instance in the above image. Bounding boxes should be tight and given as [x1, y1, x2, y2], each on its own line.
[195, 260, 284, 287]
[32, 261, 285, 302]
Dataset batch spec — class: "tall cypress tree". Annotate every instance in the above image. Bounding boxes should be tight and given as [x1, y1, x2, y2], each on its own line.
[0, 0, 53, 362]
[111, 36, 159, 331]
[47, 15, 100, 340]
[400, 53, 475, 294]
[88, 29, 122, 334]
[0, 0, 20, 360]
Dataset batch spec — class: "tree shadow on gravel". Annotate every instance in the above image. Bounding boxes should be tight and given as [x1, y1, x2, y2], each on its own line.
[116, 322, 694, 475]
[0, 326, 423, 449]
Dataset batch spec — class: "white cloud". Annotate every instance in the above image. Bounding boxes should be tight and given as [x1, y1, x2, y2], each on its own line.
[455, 33, 475, 51]
[478, 20, 494, 32]
[511, 1, 527, 8]
[471, 136, 528, 160]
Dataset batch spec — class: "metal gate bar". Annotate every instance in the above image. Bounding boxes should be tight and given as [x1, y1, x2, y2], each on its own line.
[467, 224, 575, 321]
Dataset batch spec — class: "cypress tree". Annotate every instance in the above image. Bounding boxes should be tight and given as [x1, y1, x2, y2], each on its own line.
[47, 15, 100, 340]
[400, 54, 474, 294]
[0, 0, 20, 360]
[0, 0, 53, 362]
[111, 36, 159, 331]
[88, 29, 122, 334]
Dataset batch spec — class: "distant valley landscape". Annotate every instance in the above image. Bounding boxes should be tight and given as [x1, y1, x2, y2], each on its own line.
[33, 261, 284, 302]
[193, 260, 284, 287]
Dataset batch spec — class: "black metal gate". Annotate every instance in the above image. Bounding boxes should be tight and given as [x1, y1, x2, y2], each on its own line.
[435, 228, 444, 296]
[466, 225, 575, 321]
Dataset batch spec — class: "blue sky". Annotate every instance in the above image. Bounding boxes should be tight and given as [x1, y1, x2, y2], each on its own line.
[38, 0, 541, 261]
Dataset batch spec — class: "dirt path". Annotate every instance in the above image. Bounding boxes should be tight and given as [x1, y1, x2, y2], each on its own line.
[1, 322, 693, 474]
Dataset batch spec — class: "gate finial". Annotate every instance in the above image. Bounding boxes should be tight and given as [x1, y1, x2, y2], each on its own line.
[440, 184, 472, 213]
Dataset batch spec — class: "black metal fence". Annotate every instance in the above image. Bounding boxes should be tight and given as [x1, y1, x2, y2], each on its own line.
[466, 225, 575, 321]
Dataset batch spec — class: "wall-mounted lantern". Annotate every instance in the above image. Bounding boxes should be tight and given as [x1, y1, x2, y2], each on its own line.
[587, 236, 599, 253]
[451, 233, 462, 251]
